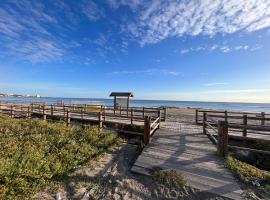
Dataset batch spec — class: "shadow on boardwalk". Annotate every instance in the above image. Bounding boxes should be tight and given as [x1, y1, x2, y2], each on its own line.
[131, 122, 244, 200]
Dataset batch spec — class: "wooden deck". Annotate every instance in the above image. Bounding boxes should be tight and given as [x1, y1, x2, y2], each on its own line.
[131, 123, 244, 200]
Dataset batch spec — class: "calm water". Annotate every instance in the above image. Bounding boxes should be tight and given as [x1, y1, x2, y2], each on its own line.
[0, 97, 270, 112]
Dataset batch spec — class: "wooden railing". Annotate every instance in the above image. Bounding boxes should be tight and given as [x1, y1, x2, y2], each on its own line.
[143, 110, 162, 145]
[0, 102, 164, 142]
[196, 109, 270, 126]
[202, 112, 270, 156]
[199, 110, 270, 141]
[53, 103, 167, 121]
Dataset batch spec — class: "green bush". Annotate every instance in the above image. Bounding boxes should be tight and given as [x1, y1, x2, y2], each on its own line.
[225, 156, 270, 184]
[152, 168, 186, 190]
[0, 115, 119, 199]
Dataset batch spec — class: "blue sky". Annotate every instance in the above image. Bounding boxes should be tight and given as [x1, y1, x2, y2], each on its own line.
[0, 0, 270, 102]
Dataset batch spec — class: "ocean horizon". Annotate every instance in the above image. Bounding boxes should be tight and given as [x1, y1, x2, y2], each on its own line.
[1, 97, 270, 113]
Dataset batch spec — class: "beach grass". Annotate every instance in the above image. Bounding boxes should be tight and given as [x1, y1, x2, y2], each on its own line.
[0, 115, 120, 199]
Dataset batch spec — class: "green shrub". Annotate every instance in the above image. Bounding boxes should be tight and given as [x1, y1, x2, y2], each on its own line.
[152, 168, 186, 190]
[0, 115, 119, 199]
[225, 156, 270, 184]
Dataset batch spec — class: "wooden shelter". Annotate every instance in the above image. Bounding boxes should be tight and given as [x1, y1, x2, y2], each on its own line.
[109, 92, 134, 110]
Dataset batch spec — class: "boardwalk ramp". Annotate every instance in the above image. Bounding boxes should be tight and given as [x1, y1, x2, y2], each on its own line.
[131, 123, 244, 200]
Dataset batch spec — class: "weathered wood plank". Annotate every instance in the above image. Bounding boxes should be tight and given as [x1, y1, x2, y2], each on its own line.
[131, 125, 244, 200]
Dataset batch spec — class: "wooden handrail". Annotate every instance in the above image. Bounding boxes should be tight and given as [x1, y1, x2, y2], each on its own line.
[151, 117, 160, 127]
[202, 112, 270, 156]
[1, 102, 164, 140]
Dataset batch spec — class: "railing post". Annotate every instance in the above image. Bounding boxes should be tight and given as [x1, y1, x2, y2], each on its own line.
[51, 105, 54, 116]
[30, 103, 33, 113]
[142, 107, 145, 118]
[243, 115, 247, 137]
[195, 109, 198, 124]
[131, 108, 133, 124]
[81, 107, 84, 119]
[101, 105, 103, 112]
[163, 107, 167, 121]
[203, 112, 207, 135]
[27, 106, 31, 119]
[158, 110, 161, 128]
[218, 121, 228, 156]
[0, 102, 2, 113]
[98, 112, 103, 128]
[66, 110, 71, 127]
[103, 110, 106, 122]
[10, 105, 14, 118]
[224, 111, 228, 123]
[63, 105, 65, 117]
[120, 106, 122, 115]
[43, 106, 47, 120]
[261, 112, 265, 126]
[143, 116, 151, 145]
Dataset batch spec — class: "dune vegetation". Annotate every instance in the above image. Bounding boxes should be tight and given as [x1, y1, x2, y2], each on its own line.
[0, 115, 119, 199]
[226, 156, 270, 198]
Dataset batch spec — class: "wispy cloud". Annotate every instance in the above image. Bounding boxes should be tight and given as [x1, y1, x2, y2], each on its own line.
[115, 0, 270, 46]
[180, 49, 190, 54]
[204, 82, 229, 87]
[109, 69, 182, 76]
[81, 0, 105, 21]
[0, 0, 107, 63]
[0, 1, 66, 63]
[108, 0, 143, 11]
[180, 44, 262, 55]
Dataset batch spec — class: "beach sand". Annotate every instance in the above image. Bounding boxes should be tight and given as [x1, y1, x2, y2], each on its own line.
[30, 108, 268, 199]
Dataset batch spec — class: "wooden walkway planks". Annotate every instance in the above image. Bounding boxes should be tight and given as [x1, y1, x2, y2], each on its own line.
[131, 123, 244, 200]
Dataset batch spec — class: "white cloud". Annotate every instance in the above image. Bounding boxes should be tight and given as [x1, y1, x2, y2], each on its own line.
[0, 0, 106, 63]
[109, 69, 182, 76]
[0, 1, 69, 63]
[220, 46, 231, 53]
[81, 0, 105, 21]
[210, 45, 219, 51]
[179, 43, 262, 55]
[117, 0, 270, 46]
[234, 45, 249, 50]
[180, 49, 190, 54]
[204, 82, 228, 87]
[108, 0, 143, 11]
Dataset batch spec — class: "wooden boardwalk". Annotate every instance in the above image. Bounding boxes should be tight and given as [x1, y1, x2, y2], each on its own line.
[131, 122, 244, 200]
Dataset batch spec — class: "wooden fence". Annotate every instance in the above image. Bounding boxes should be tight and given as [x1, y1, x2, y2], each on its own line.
[196, 109, 270, 126]
[198, 109, 270, 141]
[143, 110, 162, 145]
[202, 112, 270, 156]
[0, 102, 163, 145]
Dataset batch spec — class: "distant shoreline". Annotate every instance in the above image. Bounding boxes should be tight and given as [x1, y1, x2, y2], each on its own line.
[0, 97, 270, 113]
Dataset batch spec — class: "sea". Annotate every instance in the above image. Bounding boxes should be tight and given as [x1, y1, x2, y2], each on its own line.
[0, 97, 270, 113]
